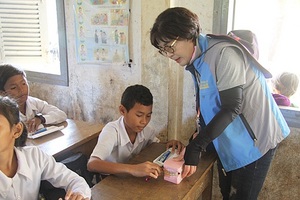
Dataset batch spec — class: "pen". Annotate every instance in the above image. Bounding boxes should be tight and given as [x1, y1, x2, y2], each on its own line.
[31, 127, 47, 135]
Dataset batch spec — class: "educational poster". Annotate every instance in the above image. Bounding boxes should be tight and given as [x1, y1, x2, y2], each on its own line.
[74, 0, 130, 64]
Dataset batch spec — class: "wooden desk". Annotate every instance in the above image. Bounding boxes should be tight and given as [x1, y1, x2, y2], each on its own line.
[26, 119, 104, 161]
[91, 143, 217, 200]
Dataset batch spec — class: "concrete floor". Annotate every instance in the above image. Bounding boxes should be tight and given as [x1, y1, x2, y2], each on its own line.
[212, 127, 300, 200]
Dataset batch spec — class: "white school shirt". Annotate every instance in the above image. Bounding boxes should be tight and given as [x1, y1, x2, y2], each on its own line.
[91, 116, 160, 163]
[0, 146, 91, 200]
[20, 96, 67, 124]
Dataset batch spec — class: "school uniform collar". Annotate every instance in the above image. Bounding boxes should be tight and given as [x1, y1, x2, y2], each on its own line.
[14, 147, 33, 181]
[26, 97, 39, 114]
[19, 97, 39, 118]
[119, 116, 146, 146]
[0, 147, 33, 197]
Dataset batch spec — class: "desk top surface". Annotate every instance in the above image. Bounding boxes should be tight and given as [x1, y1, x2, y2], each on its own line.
[91, 142, 217, 200]
[26, 119, 103, 157]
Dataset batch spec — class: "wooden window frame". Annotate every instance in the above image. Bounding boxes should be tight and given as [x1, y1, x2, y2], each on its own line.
[0, 0, 69, 86]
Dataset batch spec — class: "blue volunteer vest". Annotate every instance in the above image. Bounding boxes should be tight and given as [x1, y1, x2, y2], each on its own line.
[190, 34, 289, 172]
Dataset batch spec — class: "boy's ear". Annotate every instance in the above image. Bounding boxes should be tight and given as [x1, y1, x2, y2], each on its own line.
[119, 105, 127, 115]
[13, 122, 24, 139]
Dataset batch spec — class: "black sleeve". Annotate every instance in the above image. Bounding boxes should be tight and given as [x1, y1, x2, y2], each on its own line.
[184, 85, 243, 166]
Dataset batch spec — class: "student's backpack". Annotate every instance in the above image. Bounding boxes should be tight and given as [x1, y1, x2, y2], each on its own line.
[207, 30, 272, 78]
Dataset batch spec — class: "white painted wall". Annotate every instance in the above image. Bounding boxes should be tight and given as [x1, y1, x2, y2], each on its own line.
[29, 0, 214, 144]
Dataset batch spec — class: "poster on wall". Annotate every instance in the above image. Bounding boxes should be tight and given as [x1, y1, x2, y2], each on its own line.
[74, 0, 130, 64]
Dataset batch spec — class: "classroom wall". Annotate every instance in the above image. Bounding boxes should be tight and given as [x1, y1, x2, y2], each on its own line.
[29, 0, 215, 144]
[29, 0, 299, 199]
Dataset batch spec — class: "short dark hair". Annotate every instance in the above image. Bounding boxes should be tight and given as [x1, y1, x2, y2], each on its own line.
[150, 7, 200, 49]
[0, 96, 27, 147]
[0, 64, 26, 91]
[121, 84, 153, 111]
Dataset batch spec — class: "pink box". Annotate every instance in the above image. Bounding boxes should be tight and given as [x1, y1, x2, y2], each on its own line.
[163, 158, 184, 184]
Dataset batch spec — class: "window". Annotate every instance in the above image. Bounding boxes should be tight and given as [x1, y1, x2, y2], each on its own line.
[0, 0, 68, 86]
[228, 0, 300, 127]
[228, 0, 300, 104]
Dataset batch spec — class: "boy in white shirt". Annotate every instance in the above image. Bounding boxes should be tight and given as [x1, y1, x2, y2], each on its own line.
[0, 96, 90, 200]
[87, 84, 184, 179]
[0, 64, 67, 133]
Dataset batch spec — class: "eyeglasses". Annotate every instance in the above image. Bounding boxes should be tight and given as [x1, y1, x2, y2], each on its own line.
[158, 36, 179, 56]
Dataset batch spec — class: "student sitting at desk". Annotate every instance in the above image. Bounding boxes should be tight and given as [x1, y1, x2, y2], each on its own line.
[87, 84, 184, 179]
[0, 64, 67, 133]
[0, 96, 91, 200]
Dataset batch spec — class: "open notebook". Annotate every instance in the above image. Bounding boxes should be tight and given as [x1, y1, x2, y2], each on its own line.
[28, 125, 65, 139]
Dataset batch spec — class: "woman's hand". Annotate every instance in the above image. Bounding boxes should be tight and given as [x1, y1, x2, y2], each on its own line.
[167, 147, 197, 179]
[181, 164, 197, 179]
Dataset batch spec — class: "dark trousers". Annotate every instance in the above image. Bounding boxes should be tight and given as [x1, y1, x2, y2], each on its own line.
[217, 146, 277, 200]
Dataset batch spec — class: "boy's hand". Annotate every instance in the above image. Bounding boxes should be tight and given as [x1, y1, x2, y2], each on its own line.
[165, 140, 185, 154]
[131, 161, 162, 178]
[60, 190, 90, 200]
[26, 118, 42, 133]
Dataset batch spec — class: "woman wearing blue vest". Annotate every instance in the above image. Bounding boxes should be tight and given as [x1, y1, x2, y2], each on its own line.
[150, 7, 290, 200]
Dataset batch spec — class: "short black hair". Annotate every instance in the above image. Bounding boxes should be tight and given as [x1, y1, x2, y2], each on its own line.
[150, 7, 200, 48]
[121, 84, 153, 111]
[0, 64, 26, 91]
[0, 96, 27, 147]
